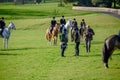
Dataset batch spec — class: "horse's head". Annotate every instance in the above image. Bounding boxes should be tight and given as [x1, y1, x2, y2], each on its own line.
[68, 20, 73, 27]
[55, 23, 60, 29]
[65, 20, 73, 29]
[9, 22, 16, 30]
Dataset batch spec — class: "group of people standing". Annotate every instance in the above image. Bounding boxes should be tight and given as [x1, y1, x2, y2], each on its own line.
[49, 16, 94, 57]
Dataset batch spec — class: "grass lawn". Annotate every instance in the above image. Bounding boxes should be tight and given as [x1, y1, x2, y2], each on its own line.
[0, 3, 120, 80]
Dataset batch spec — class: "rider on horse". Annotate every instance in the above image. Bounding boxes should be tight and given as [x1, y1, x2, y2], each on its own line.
[50, 16, 57, 34]
[72, 18, 78, 29]
[71, 18, 78, 32]
[59, 16, 66, 34]
[80, 19, 86, 34]
[0, 17, 6, 36]
[60, 15, 66, 25]
[80, 19, 86, 28]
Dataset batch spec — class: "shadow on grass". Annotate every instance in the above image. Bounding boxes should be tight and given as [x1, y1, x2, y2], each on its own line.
[0, 53, 20, 56]
[80, 54, 101, 57]
[0, 46, 52, 51]
[0, 47, 37, 51]
[80, 52, 120, 58]
[0, 47, 40, 56]
[112, 53, 120, 56]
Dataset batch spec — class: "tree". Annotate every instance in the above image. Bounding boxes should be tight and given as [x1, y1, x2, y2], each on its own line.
[91, 0, 112, 8]
[116, 0, 120, 6]
[113, 0, 116, 8]
[58, 0, 64, 7]
[77, 0, 92, 6]
[43, 0, 45, 3]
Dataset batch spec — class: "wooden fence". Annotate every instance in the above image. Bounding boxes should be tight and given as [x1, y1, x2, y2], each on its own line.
[72, 6, 120, 16]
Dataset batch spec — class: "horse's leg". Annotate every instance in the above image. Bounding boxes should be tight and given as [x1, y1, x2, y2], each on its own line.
[71, 29, 74, 42]
[55, 37, 57, 45]
[53, 38, 55, 45]
[81, 34, 83, 41]
[6, 39, 8, 49]
[3, 38, 8, 49]
[104, 63, 109, 68]
[3, 38, 6, 48]
[103, 51, 113, 68]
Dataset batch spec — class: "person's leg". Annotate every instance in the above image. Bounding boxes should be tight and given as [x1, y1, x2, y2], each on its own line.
[75, 42, 80, 56]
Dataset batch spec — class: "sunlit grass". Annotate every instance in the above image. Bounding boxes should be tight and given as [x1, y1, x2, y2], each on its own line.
[0, 3, 120, 80]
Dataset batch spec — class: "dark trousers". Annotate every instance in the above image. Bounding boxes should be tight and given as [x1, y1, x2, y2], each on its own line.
[75, 42, 80, 56]
[50, 27, 53, 34]
[0, 28, 4, 35]
[61, 43, 67, 57]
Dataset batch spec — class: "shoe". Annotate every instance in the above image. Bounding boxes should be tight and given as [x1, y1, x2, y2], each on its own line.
[61, 55, 66, 57]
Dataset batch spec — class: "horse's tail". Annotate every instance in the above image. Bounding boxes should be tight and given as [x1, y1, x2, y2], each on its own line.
[45, 28, 51, 41]
[102, 41, 109, 65]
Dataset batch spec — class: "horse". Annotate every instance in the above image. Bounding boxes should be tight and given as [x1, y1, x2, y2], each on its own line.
[63, 20, 73, 42]
[0, 22, 16, 49]
[71, 28, 75, 42]
[52, 23, 60, 45]
[45, 27, 52, 45]
[84, 27, 95, 53]
[102, 35, 120, 68]
[45, 23, 60, 45]
[79, 26, 86, 41]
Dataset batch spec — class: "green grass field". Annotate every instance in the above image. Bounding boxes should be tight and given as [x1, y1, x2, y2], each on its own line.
[0, 3, 120, 80]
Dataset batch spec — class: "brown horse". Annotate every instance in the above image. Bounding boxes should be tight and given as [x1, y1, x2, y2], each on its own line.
[52, 23, 60, 45]
[45, 23, 60, 45]
[102, 35, 120, 68]
[45, 27, 52, 45]
[71, 29, 75, 42]
[79, 26, 86, 41]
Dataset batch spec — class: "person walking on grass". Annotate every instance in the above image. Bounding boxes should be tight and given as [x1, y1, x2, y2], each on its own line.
[60, 29, 68, 57]
[74, 28, 80, 56]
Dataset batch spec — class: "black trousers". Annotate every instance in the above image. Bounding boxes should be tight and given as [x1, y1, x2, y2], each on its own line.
[75, 42, 80, 56]
[61, 43, 67, 57]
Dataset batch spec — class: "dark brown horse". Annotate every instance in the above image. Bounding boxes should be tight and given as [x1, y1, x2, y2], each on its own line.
[102, 35, 120, 68]
[45, 23, 60, 45]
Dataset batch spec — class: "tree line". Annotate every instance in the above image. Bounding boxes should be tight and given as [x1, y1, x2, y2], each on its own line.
[68, 0, 120, 8]
[35, 0, 120, 8]
[1, 0, 120, 8]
